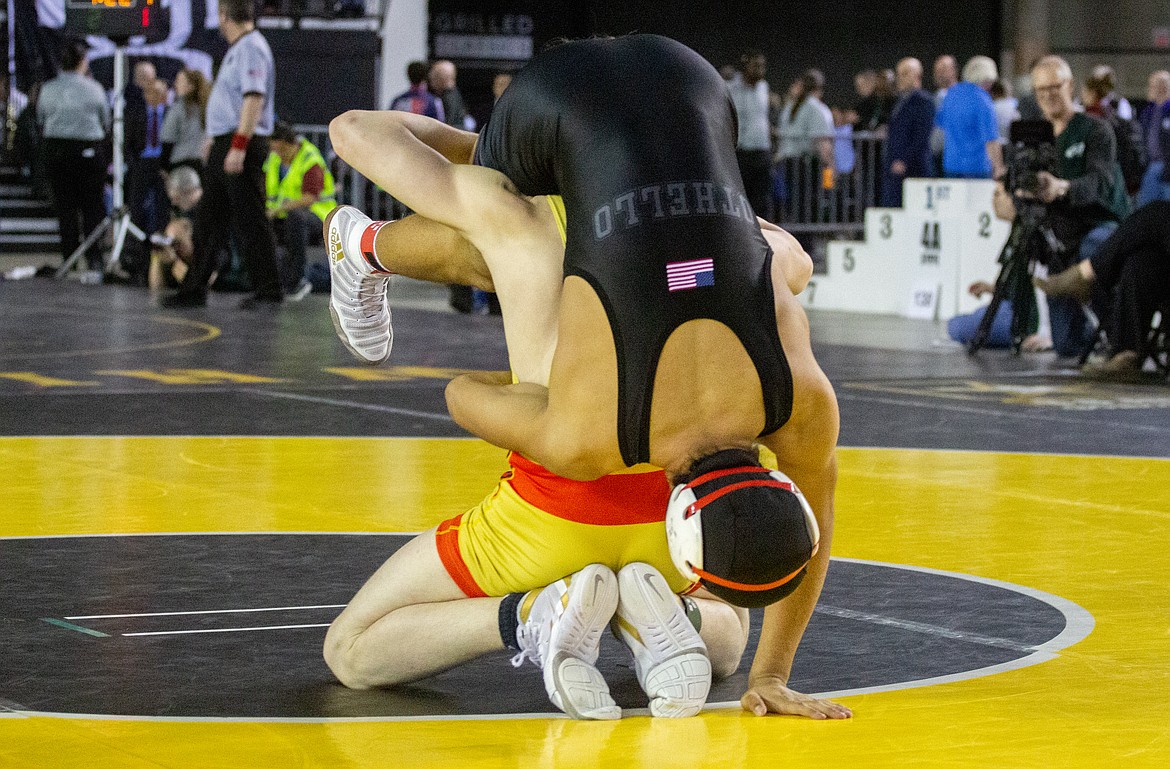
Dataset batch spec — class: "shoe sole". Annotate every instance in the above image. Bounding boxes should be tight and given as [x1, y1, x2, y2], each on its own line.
[328, 301, 391, 365]
[325, 207, 392, 365]
[642, 651, 711, 718]
[545, 564, 621, 720]
[547, 652, 621, 720]
[617, 563, 711, 718]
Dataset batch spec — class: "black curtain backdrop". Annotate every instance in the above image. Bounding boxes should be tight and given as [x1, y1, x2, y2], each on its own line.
[529, 0, 1002, 108]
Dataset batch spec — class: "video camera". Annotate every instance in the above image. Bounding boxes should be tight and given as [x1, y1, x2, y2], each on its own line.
[968, 120, 1063, 356]
[1004, 119, 1058, 198]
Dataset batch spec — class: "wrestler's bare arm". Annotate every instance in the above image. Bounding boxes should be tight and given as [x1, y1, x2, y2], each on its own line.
[758, 217, 814, 295]
[747, 300, 851, 719]
[444, 372, 562, 464]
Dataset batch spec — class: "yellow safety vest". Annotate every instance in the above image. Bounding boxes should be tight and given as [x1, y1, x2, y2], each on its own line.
[265, 139, 337, 222]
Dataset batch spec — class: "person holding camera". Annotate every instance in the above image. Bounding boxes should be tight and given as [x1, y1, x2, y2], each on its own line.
[1001, 56, 1130, 358]
[148, 166, 203, 291]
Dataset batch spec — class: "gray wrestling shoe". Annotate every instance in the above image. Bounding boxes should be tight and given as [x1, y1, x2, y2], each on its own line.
[612, 562, 711, 718]
[512, 564, 622, 720]
[326, 205, 393, 364]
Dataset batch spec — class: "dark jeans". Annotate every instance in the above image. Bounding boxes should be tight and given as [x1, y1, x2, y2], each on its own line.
[1047, 222, 1117, 357]
[273, 207, 311, 291]
[126, 156, 167, 276]
[879, 169, 905, 208]
[736, 149, 773, 220]
[176, 135, 281, 301]
[1088, 201, 1170, 355]
[42, 138, 106, 269]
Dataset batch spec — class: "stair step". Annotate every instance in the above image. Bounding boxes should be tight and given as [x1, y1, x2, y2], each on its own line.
[1, 197, 51, 207]
[0, 184, 35, 198]
[0, 218, 58, 233]
[1, 233, 60, 244]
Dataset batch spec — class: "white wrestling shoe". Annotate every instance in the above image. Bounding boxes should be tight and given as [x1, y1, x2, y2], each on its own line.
[612, 562, 711, 718]
[512, 564, 621, 720]
[326, 205, 393, 364]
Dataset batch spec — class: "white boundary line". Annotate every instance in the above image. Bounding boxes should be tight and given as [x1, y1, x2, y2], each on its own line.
[69, 601, 1042, 651]
[67, 605, 347, 620]
[812, 604, 1037, 653]
[833, 445, 1170, 462]
[122, 623, 331, 637]
[2, 545, 1094, 723]
[246, 391, 454, 422]
[837, 391, 1170, 433]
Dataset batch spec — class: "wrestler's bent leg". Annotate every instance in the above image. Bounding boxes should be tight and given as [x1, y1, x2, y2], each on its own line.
[323, 528, 504, 689]
[692, 592, 751, 679]
[324, 209, 493, 292]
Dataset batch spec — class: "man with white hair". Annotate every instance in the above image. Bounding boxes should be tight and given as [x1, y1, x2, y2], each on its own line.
[1003, 55, 1130, 358]
[934, 55, 1003, 179]
[148, 165, 202, 290]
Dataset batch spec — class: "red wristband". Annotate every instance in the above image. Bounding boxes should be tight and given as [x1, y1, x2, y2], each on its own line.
[231, 133, 250, 151]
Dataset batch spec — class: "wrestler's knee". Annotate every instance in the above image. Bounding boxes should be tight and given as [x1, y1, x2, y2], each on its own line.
[323, 618, 376, 690]
[698, 599, 750, 679]
[328, 110, 363, 162]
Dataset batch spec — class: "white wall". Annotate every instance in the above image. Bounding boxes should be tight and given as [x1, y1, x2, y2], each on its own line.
[379, 0, 428, 109]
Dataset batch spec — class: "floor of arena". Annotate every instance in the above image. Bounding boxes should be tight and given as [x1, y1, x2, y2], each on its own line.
[1, 274, 1168, 768]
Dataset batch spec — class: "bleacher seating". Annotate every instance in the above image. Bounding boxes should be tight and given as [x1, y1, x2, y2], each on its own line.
[0, 165, 58, 255]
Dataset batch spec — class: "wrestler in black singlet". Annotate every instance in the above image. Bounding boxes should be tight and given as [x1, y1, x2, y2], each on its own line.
[475, 34, 793, 466]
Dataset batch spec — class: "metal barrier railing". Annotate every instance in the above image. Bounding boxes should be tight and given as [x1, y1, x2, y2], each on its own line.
[296, 124, 885, 236]
[774, 131, 883, 235]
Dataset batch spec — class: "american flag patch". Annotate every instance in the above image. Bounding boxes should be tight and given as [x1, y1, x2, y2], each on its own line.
[666, 258, 715, 292]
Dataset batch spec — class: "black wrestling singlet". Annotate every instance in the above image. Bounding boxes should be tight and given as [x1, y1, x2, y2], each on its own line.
[475, 34, 793, 466]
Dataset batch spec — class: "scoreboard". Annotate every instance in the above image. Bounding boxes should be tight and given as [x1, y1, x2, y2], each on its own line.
[64, 0, 172, 42]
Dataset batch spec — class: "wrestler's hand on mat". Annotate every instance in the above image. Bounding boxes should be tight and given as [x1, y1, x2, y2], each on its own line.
[741, 676, 853, 719]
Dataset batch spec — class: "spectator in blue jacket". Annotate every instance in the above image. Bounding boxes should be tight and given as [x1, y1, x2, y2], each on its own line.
[881, 57, 936, 207]
[935, 55, 1004, 180]
[388, 61, 444, 121]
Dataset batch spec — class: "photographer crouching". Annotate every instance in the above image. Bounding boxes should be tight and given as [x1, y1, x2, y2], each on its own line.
[995, 56, 1130, 358]
[148, 167, 202, 291]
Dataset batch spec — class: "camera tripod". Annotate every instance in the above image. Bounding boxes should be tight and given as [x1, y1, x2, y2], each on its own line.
[967, 200, 1064, 355]
[56, 44, 145, 279]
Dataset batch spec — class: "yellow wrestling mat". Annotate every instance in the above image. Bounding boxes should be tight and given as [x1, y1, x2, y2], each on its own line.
[2, 436, 1168, 767]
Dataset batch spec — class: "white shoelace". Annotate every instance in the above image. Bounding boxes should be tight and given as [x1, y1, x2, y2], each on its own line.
[354, 276, 388, 322]
[511, 612, 557, 669]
